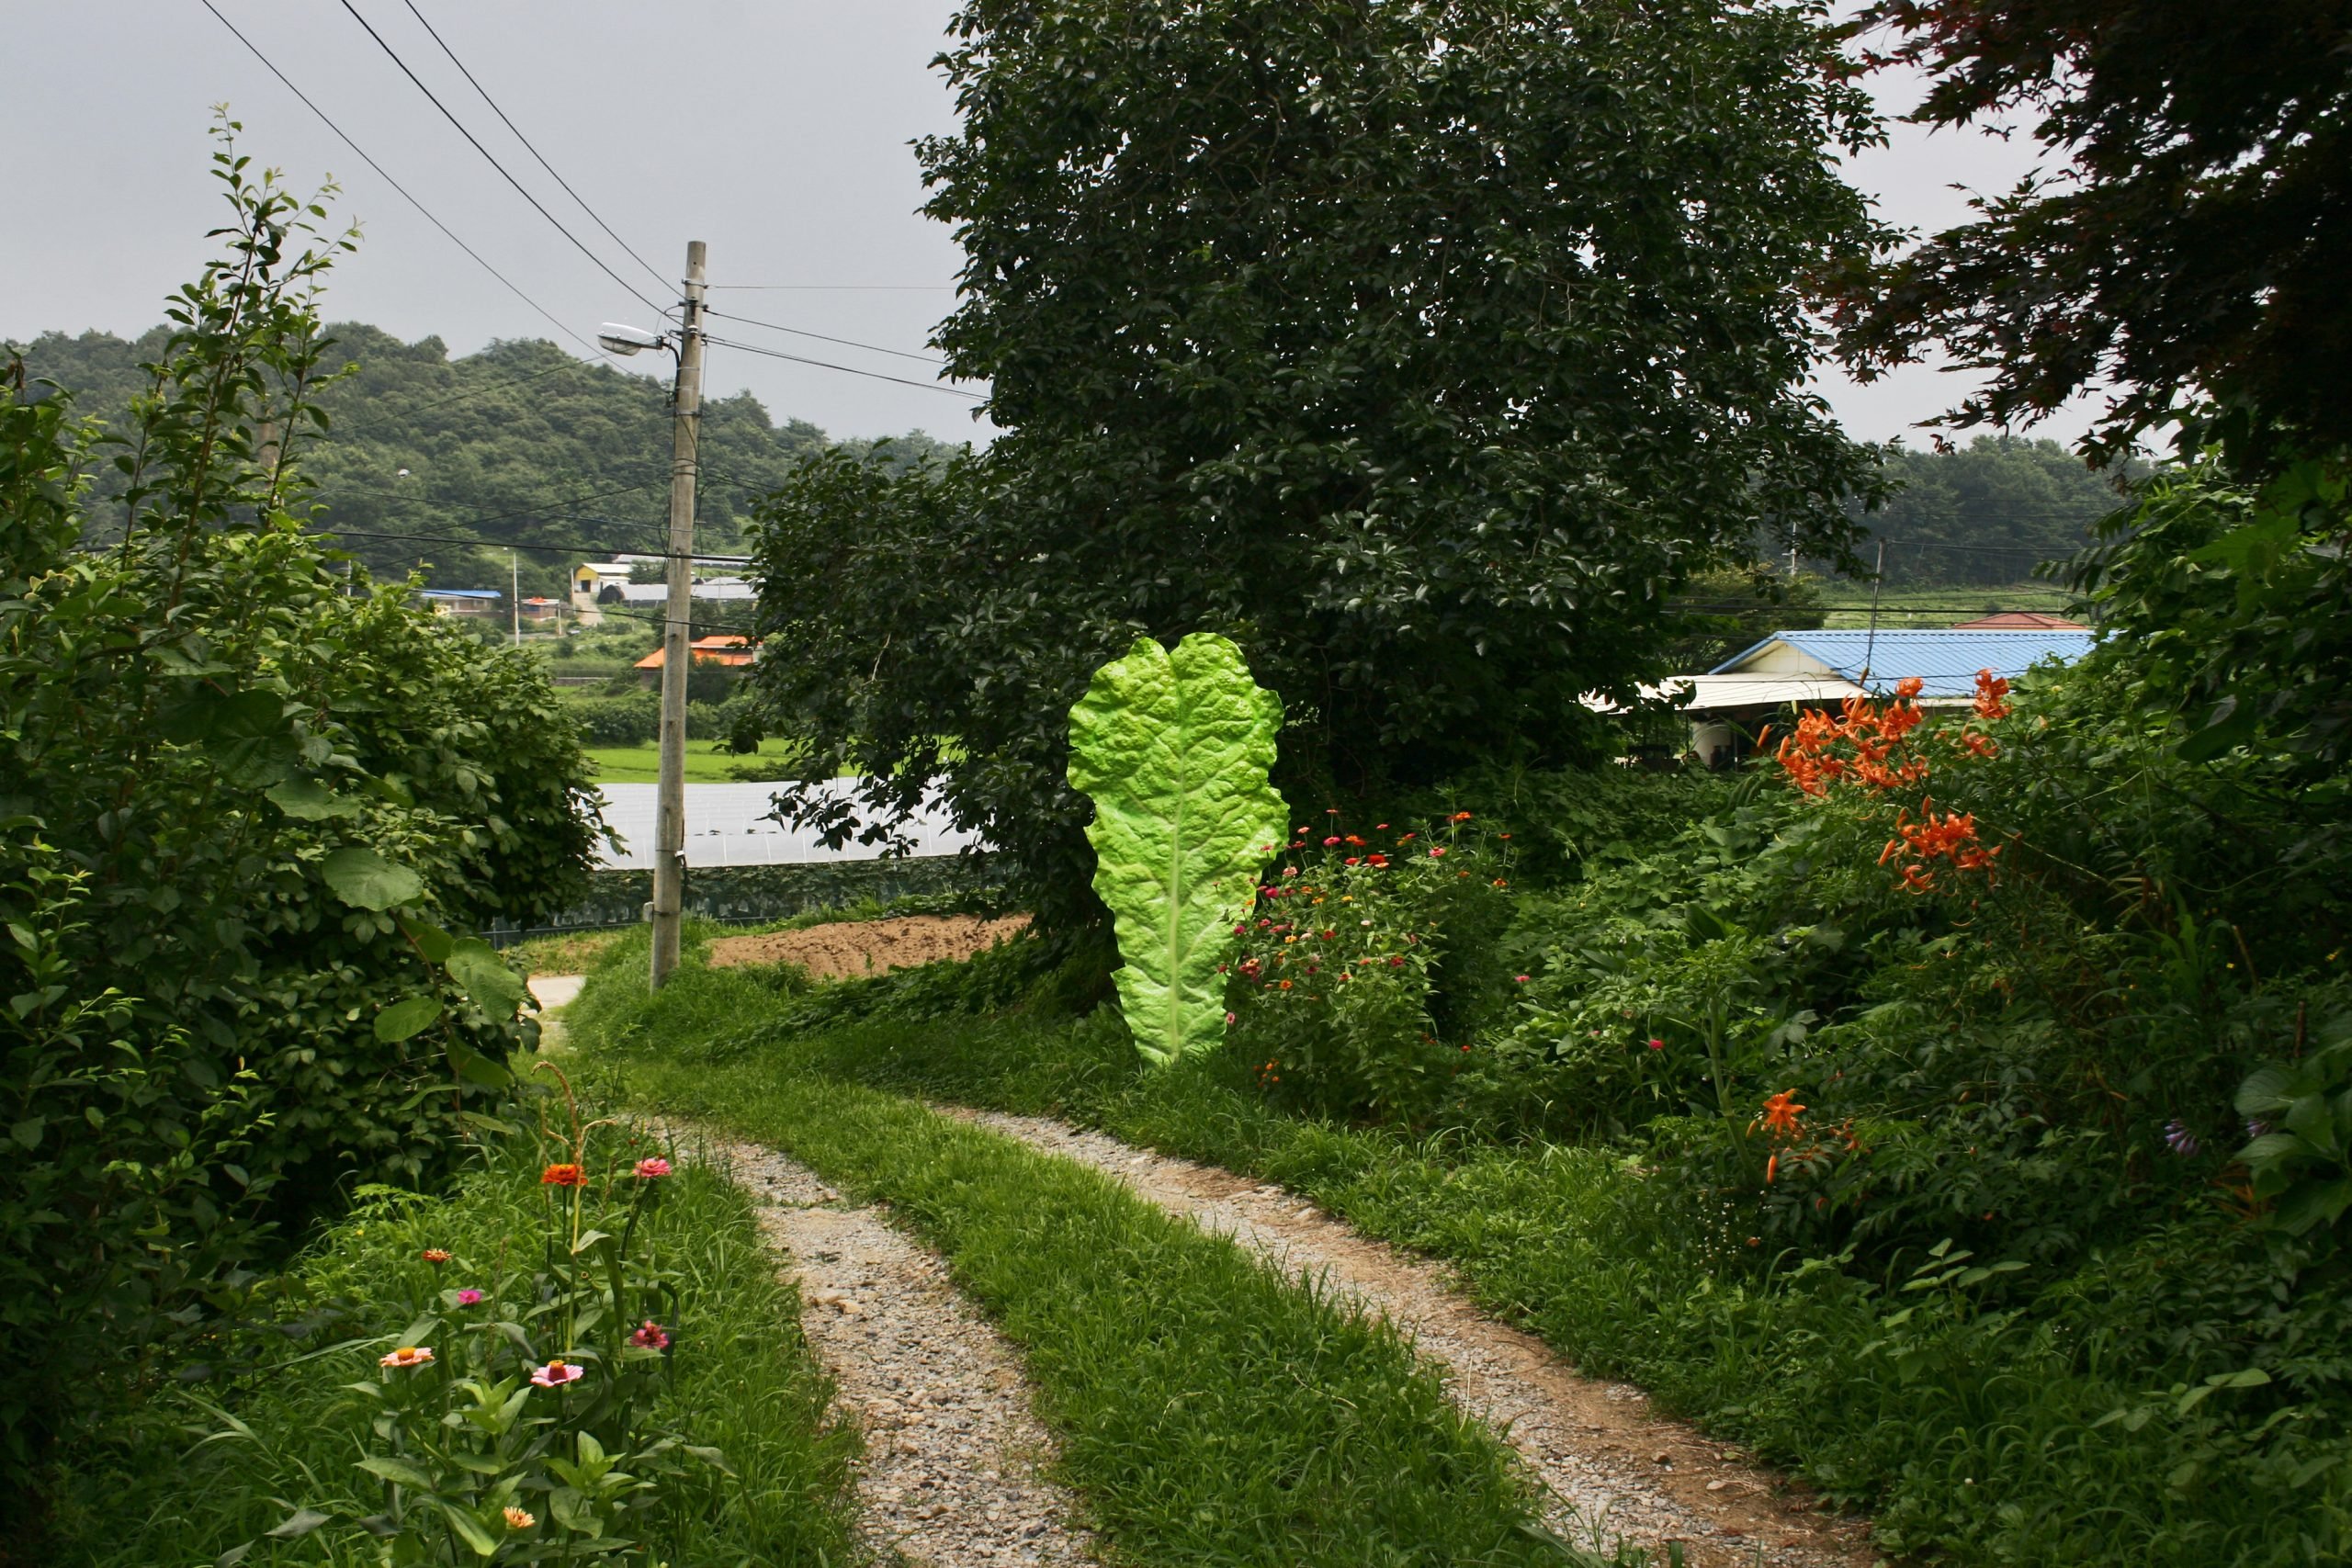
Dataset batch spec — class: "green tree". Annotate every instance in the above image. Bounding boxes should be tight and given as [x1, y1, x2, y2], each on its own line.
[1837, 0, 2352, 465]
[751, 0, 1891, 926]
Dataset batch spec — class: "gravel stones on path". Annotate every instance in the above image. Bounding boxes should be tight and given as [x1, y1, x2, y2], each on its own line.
[685, 1130, 1094, 1567]
[955, 1110, 1877, 1568]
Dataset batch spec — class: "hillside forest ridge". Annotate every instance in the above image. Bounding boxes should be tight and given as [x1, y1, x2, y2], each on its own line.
[20, 322, 958, 602]
[23, 323, 2124, 602]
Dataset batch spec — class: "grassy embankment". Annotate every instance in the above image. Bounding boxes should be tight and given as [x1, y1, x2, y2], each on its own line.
[570, 927, 1630, 1568]
[51, 1131, 858, 1567]
[568, 922, 2347, 1568]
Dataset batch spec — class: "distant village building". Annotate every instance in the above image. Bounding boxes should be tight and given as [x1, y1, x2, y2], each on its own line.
[1948, 611, 2088, 631]
[418, 588, 503, 617]
[1589, 626, 2098, 770]
[633, 634, 759, 682]
[1682, 628, 2096, 767]
[570, 558, 755, 626]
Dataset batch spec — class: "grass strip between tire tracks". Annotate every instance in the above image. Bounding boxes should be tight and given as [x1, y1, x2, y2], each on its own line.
[571, 940, 1593, 1568]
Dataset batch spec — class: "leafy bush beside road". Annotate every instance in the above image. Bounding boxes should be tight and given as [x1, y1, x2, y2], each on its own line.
[0, 130, 601, 1510]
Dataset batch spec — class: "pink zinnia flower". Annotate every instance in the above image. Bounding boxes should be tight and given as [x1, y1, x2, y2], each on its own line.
[1429, 846, 1447, 858]
[530, 1359, 584, 1388]
[628, 1320, 671, 1350]
[455, 1288, 485, 1306]
[379, 1346, 434, 1369]
[1647, 1037, 1666, 1051]
[633, 1156, 673, 1180]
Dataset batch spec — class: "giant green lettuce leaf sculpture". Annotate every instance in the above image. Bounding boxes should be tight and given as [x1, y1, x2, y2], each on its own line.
[1069, 633, 1287, 1066]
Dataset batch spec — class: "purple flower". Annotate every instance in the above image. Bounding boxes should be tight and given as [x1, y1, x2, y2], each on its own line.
[2245, 1118, 2272, 1140]
[2164, 1119, 2200, 1156]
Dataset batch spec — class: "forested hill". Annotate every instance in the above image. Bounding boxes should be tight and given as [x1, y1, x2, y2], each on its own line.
[25, 324, 2124, 596]
[1858, 434, 2140, 586]
[23, 323, 957, 597]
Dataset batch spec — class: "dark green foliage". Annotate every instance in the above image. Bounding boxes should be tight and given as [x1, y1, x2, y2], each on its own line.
[566, 690, 662, 747]
[1838, 0, 2352, 461]
[0, 130, 599, 1506]
[2069, 450, 2352, 772]
[749, 0, 1892, 928]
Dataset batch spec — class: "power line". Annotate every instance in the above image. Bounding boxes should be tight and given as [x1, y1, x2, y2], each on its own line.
[201, 0, 618, 367]
[394, 0, 675, 300]
[703, 334, 987, 400]
[708, 284, 954, 292]
[332, 0, 673, 321]
[705, 309, 946, 367]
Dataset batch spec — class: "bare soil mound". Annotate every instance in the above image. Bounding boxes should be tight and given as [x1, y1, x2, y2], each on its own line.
[707, 913, 1030, 981]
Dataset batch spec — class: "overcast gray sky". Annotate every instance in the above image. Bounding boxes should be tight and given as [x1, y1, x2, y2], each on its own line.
[2, 1, 2096, 448]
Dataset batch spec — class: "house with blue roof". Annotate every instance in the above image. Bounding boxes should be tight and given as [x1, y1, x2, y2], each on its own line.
[417, 588, 503, 617]
[1670, 627, 2098, 769]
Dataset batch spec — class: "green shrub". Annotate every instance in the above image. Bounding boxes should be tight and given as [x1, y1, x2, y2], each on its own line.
[0, 129, 600, 1506]
[565, 690, 660, 747]
[1226, 812, 1515, 1120]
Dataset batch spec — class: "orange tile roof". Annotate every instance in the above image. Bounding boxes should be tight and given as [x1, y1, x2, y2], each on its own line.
[632, 635, 757, 671]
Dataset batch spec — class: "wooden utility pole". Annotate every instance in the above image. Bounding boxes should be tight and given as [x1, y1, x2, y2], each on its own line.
[650, 240, 707, 989]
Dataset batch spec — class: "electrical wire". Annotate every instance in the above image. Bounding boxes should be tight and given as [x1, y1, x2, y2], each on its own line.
[705, 309, 947, 367]
[200, 0, 619, 367]
[707, 284, 954, 292]
[702, 334, 987, 400]
[332, 0, 673, 321]
[394, 0, 675, 300]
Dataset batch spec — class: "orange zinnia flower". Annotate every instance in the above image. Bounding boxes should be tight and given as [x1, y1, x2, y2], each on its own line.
[540, 1163, 586, 1188]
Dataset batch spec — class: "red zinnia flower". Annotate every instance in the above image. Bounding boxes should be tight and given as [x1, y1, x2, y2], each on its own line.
[420, 1248, 452, 1263]
[541, 1163, 586, 1188]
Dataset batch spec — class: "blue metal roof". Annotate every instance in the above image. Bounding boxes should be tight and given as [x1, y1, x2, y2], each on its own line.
[1711, 628, 2096, 698]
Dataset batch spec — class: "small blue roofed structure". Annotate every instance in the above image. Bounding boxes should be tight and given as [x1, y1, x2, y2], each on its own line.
[418, 588, 503, 617]
[1710, 628, 2096, 701]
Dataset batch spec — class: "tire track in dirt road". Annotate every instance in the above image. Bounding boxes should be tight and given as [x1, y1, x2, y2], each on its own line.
[951, 1109, 1880, 1568]
[676, 1128, 1098, 1568]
